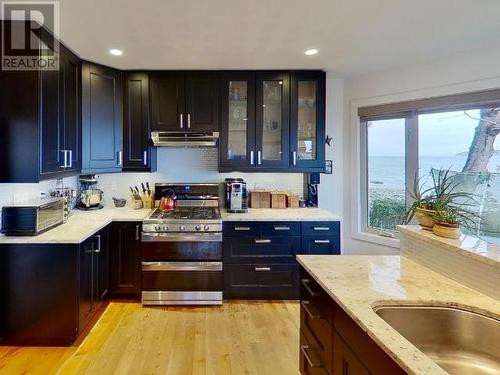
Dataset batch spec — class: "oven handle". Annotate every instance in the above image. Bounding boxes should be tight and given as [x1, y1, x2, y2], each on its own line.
[142, 261, 223, 272]
[141, 232, 222, 242]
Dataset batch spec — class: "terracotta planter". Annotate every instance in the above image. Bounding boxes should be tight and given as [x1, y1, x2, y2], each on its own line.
[433, 222, 461, 239]
[415, 207, 436, 230]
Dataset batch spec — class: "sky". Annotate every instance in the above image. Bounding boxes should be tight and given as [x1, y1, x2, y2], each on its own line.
[368, 110, 500, 157]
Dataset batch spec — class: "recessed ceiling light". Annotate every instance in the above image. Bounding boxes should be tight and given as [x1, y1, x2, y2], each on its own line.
[109, 49, 123, 56]
[304, 48, 318, 56]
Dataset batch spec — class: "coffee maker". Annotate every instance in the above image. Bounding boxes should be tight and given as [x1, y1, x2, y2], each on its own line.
[225, 178, 248, 213]
[304, 173, 320, 207]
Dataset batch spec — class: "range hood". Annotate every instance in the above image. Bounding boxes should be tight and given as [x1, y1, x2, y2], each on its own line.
[151, 131, 219, 148]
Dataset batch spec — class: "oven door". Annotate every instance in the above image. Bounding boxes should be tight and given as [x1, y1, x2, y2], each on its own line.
[141, 261, 223, 305]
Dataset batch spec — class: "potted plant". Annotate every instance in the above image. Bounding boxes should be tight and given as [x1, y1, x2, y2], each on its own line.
[431, 206, 461, 239]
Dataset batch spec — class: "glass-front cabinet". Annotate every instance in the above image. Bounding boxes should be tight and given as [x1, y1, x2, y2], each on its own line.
[290, 71, 325, 171]
[219, 70, 324, 172]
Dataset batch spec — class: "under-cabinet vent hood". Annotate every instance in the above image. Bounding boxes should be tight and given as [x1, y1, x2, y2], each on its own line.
[151, 131, 219, 148]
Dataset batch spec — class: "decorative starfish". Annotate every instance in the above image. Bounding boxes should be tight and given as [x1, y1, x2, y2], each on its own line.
[325, 135, 333, 146]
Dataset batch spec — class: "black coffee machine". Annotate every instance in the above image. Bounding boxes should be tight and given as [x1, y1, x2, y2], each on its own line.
[304, 173, 320, 207]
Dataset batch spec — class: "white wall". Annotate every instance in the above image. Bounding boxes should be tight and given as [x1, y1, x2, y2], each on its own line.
[342, 48, 500, 255]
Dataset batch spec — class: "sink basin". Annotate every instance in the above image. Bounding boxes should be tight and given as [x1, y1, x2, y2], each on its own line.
[374, 305, 500, 375]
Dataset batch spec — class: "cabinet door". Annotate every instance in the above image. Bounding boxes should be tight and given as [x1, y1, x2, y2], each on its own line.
[60, 46, 81, 173]
[219, 72, 256, 170]
[150, 72, 185, 131]
[79, 237, 94, 332]
[123, 72, 156, 171]
[81, 62, 123, 173]
[110, 222, 142, 296]
[333, 332, 370, 375]
[290, 71, 325, 171]
[94, 229, 109, 300]
[185, 72, 219, 131]
[255, 72, 290, 169]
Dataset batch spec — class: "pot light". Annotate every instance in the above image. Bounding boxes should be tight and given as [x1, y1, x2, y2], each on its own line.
[109, 49, 123, 56]
[304, 48, 318, 56]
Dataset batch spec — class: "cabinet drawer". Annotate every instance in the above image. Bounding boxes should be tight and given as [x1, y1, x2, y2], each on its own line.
[261, 221, 301, 236]
[302, 236, 340, 255]
[223, 237, 300, 264]
[301, 221, 340, 237]
[224, 264, 299, 299]
[300, 277, 333, 325]
[223, 221, 260, 237]
[300, 331, 330, 375]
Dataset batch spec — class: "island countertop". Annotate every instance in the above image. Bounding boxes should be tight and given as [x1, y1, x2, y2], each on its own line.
[296, 254, 500, 375]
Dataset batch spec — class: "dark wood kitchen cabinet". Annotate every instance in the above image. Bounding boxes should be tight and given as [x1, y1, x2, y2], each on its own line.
[299, 267, 406, 375]
[110, 222, 142, 296]
[123, 72, 157, 172]
[150, 72, 219, 132]
[81, 62, 123, 173]
[0, 21, 81, 182]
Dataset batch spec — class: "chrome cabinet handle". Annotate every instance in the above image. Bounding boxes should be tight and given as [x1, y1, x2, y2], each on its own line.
[300, 345, 322, 368]
[250, 151, 255, 165]
[274, 226, 290, 231]
[234, 226, 251, 231]
[68, 150, 73, 168]
[60, 150, 67, 168]
[301, 279, 320, 297]
[313, 239, 330, 244]
[255, 266, 271, 272]
[257, 150, 262, 165]
[187, 113, 191, 129]
[313, 226, 330, 231]
[94, 234, 101, 253]
[135, 225, 140, 241]
[143, 150, 148, 166]
[301, 301, 322, 319]
[180, 113, 184, 129]
[292, 151, 297, 166]
[117, 151, 123, 166]
[254, 239, 271, 244]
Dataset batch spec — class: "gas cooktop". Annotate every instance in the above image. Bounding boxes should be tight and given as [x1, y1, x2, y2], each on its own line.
[147, 206, 221, 221]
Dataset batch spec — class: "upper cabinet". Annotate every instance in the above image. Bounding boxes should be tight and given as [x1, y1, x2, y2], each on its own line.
[219, 70, 325, 172]
[150, 72, 219, 132]
[290, 71, 326, 172]
[122, 72, 157, 172]
[81, 63, 123, 173]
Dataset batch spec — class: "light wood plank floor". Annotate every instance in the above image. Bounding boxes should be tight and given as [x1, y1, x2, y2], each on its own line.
[0, 301, 300, 375]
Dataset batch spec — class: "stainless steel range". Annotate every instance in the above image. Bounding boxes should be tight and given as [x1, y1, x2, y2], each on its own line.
[141, 184, 223, 306]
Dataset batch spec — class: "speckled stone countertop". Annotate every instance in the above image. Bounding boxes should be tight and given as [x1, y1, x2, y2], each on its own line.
[0, 207, 153, 244]
[296, 255, 500, 375]
[399, 225, 500, 267]
[221, 207, 341, 221]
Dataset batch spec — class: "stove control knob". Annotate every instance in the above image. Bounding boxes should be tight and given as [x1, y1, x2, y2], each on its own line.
[204, 225, 210, 231]
[155, 225, 161, 231]
[195, 225, 202, 231]
[162, 225, 168, 231]
[179, 225, 186, 231]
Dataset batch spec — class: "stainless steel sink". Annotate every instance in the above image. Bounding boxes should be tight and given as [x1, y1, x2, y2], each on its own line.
[374, 305, 500, 375]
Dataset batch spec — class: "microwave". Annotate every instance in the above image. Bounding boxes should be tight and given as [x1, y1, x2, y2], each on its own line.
[1, 198, 65, 236]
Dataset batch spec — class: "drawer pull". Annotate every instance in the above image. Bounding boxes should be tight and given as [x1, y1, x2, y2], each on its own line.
[313, 226, 330, 231]
[313, 239, 330, 244]
[274, 226, 291, 231]
[301, 279, 321, 297]
[254, 266, 271, 272]
[254, 239, 271, 244]
[235, 226, 251, 231]
[300, 345, 322, 368]
[301, 300, 322, 319]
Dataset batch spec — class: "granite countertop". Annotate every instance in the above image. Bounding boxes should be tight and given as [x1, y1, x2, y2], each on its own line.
[0, 206, 153, 244]
[296, 255, 500, 375]
[221, 207, 341, 221]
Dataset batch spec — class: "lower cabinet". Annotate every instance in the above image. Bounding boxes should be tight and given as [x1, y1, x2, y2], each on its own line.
[110, 222, 142, 296]
[299, 267, 406, 375]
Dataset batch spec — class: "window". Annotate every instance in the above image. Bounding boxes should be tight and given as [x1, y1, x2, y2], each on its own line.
[359, 92, 500, 244]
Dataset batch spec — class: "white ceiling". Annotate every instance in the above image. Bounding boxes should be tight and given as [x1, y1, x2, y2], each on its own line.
[57, 0, 500, 77]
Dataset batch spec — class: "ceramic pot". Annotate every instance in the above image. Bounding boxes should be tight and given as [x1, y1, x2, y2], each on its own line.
[415, 207, 436, 230]
[433, 222, 461, 239]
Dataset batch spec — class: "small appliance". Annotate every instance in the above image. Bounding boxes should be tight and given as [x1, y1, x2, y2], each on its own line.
[77, 175, 103, 210]
[1, 198, 65, 236]
[224, 178, 248, 213]
[304, 173, 320, 207]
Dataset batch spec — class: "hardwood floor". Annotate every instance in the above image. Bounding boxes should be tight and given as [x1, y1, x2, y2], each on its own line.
[0, 301, 300, 375]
